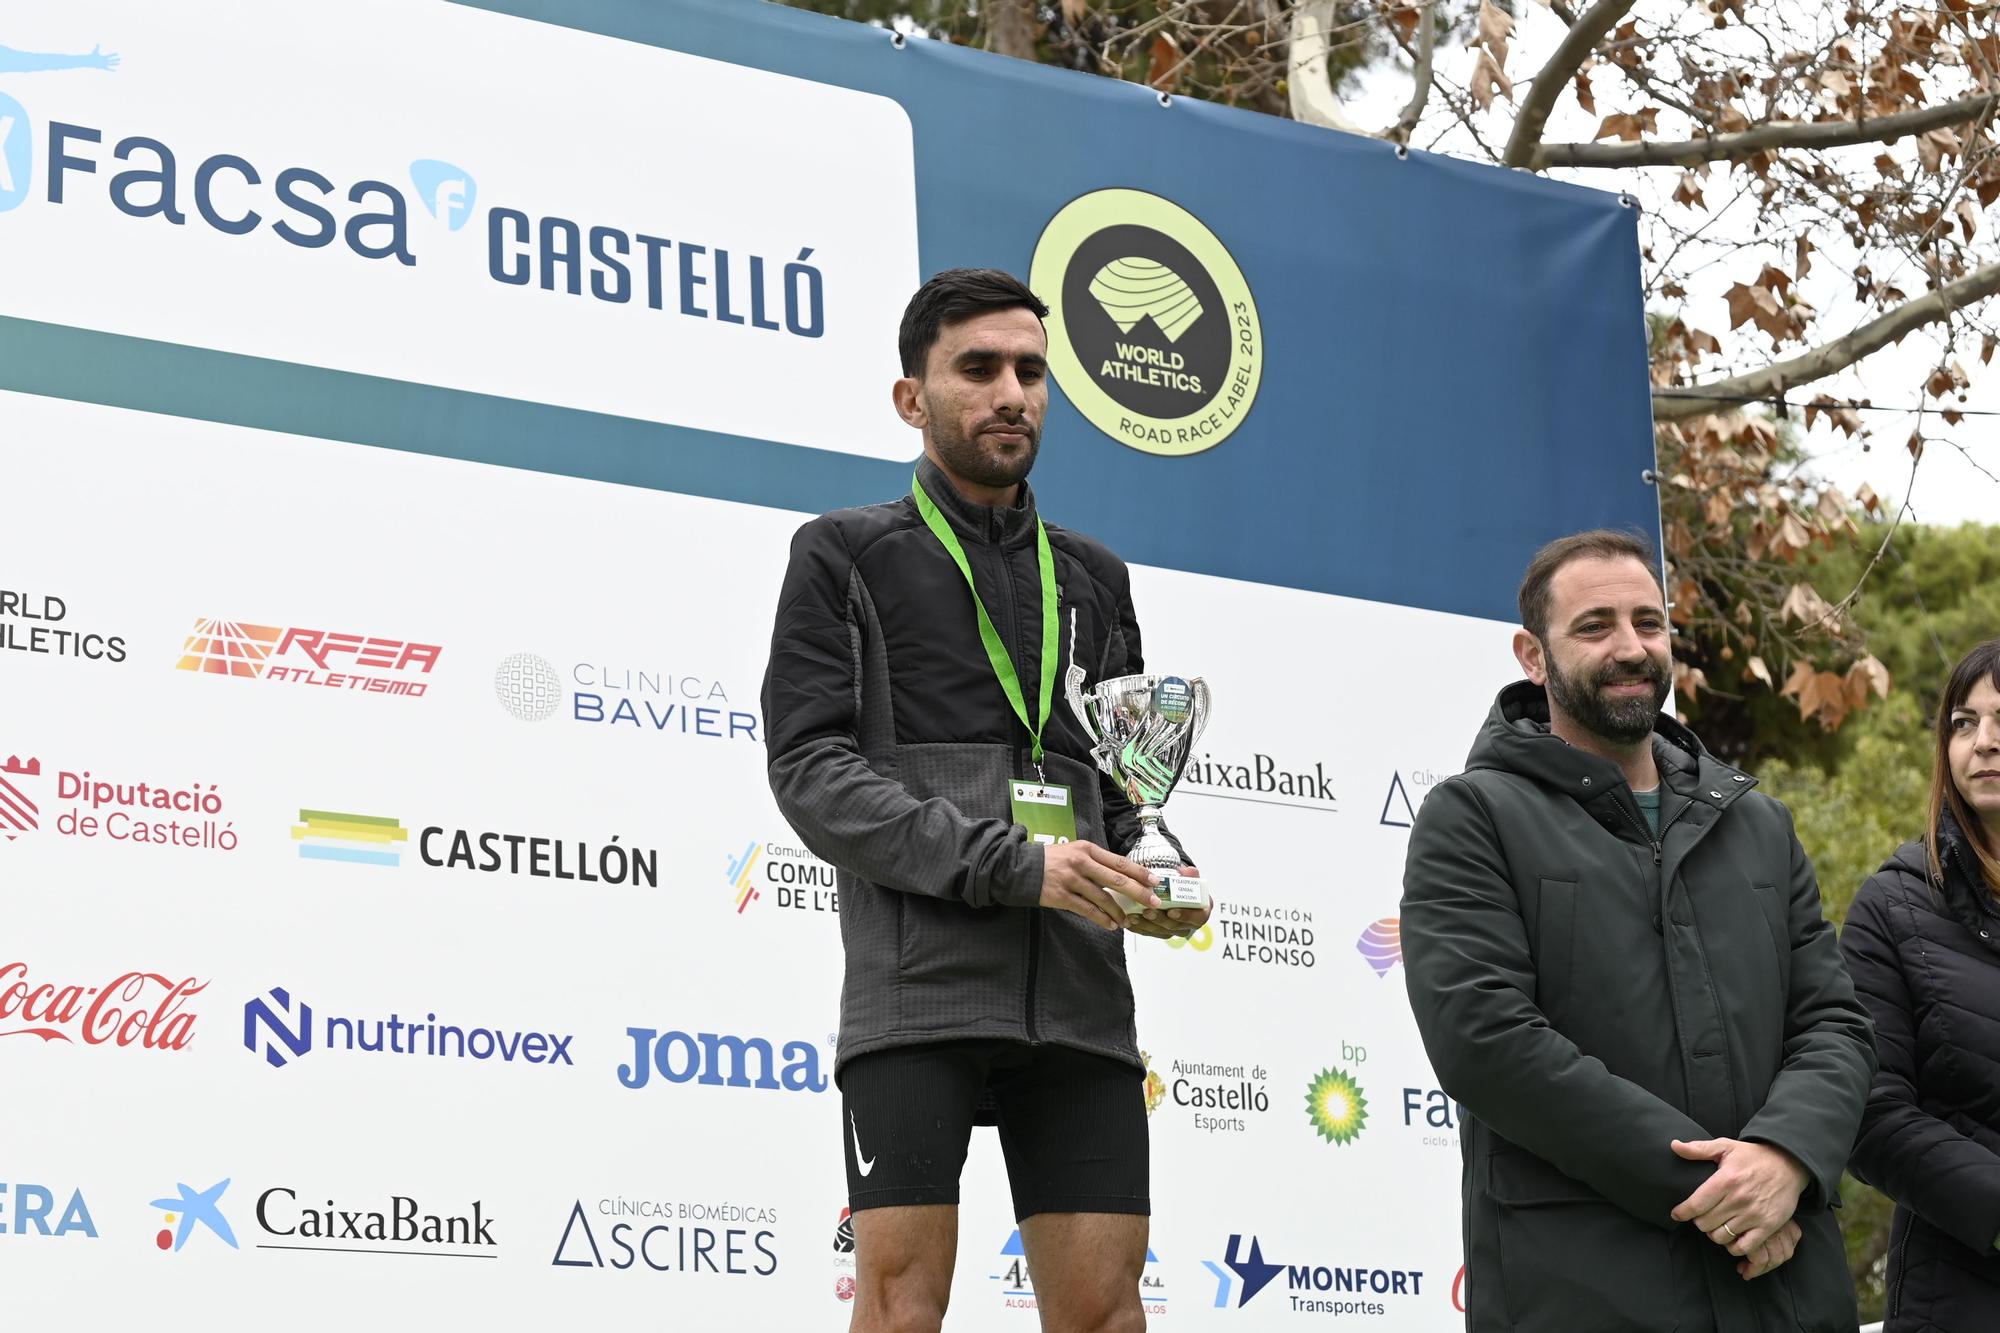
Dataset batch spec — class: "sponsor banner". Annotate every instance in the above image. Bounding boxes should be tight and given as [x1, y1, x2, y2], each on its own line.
[0, 0, 919, 461]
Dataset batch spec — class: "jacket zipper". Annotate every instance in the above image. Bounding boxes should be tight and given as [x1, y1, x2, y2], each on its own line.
[1612, 800, 1662, 864]
[1889, 1223, 1909, 1319]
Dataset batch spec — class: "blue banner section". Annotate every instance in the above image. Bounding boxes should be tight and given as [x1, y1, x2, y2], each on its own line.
[0, 0, 1660, 623]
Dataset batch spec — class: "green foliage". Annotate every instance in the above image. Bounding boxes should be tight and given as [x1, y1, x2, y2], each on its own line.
[1755, 519, 2000, 1318]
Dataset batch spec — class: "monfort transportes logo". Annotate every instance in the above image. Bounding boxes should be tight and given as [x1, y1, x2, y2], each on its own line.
[1030, 188, 1262, 457]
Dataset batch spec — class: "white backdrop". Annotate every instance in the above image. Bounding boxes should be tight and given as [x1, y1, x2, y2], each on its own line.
[0, 391, 1515, 1326]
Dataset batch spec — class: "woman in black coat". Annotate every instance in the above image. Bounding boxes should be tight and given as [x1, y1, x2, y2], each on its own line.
[1843, 636, 2000, 1332]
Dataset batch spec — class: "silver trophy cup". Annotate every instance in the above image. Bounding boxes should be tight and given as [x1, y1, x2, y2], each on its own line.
[1065, 664, 1212, 913]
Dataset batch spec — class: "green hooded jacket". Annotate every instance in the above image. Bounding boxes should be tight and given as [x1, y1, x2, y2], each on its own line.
[1402, 681, 1874, 1332]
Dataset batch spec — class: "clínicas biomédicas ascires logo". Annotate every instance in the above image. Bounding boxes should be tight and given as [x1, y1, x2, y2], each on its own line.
[1030, 188, 1262, 457]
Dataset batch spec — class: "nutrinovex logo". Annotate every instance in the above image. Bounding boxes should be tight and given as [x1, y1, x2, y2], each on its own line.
[1030, 188, 1261, 457]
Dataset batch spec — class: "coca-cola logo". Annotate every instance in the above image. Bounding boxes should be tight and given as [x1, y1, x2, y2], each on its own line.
[0, 962, 205, 1050]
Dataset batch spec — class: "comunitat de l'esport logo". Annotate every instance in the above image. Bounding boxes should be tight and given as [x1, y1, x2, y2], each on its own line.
[1029, 187, 1262, 457]
[494, 653, 760, 744]
[0, 43, 828, 339]
[1207, 1233, 1424, 1318]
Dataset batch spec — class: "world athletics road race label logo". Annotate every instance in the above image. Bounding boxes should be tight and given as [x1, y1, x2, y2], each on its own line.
[1030, 188, 1262, 457]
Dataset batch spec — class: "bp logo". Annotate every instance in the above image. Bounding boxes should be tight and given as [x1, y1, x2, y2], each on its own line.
[1030, 188, 1261, 457]
[1305, 1066, 1368, 1145]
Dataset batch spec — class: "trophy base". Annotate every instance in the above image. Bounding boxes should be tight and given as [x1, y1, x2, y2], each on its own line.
[1113, 873, 1208, 914]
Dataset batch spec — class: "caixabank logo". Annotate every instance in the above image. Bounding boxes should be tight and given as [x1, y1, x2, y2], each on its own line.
[254, 1186, 496, 1259]
[1029, 188, 1262, 457]
[1207, 1234, 1424, 1317]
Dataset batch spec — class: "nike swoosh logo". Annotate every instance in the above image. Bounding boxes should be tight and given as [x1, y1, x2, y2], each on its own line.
[850, 1113, 876, 1177]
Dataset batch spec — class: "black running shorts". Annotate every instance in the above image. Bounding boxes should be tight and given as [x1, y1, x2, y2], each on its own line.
[838, 1038, 1150, 1221]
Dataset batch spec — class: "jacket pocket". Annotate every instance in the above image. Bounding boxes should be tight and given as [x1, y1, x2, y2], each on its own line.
[1489, 1149, 1678, 1332]
[1751, 882, 1790, 1008]
[1534, 879, 1577, 1026]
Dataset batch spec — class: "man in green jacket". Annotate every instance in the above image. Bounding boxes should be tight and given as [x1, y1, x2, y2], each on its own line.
[1402, 529, 1873, 1332]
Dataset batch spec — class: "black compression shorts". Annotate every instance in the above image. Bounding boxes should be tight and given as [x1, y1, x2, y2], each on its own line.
[838, 1038, 1150, 1221]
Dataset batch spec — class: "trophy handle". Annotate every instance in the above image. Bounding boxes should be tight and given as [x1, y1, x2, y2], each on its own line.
[1062, 608, 1101, 745]
[1186, 678, 1212, 749]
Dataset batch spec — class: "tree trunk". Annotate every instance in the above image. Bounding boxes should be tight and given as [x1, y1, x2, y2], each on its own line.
[986, 0, 1038, 61]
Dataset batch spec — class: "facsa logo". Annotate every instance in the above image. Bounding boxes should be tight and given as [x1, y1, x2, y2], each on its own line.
[410, 159, 476, 231]
[0, 92, 29, 214]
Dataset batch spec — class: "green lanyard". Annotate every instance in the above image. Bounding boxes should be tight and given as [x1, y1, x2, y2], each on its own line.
[911, 472, 1058, 768]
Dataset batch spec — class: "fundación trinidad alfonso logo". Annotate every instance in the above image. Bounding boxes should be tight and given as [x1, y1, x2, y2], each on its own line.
[151, 1179, 238, 1252]
[293, 809, 408, 867]
[1356, 917, 1402, 978]
[1029, 188, 1262, 457]
[1305, 1066, 1369, 1145]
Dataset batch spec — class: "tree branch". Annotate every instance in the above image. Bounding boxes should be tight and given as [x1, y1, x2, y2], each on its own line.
[1288, 0, 1368, 133]
[1386, 2, 1437, 144]
[985, 0, 1038, 60]
[1652, 260, 2000, 420]
[1536, 90, 2000, 170]
[1502, 0, 1639, 168]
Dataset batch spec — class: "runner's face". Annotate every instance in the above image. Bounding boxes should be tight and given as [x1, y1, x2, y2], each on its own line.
[912, 307, 1049, 491]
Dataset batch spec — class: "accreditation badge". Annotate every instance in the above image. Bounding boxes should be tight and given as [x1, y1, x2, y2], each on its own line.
[1010, 780, 1077, 846]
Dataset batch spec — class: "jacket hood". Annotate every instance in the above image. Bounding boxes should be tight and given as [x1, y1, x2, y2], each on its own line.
[1466, 679, 1755, 813]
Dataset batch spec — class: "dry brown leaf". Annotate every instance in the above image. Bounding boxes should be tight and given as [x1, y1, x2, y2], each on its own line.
[1593, 109, 1658, 141]
[1780, 581, 1832, 623]
[1148, 34, 1182, 92]
[1576, 70, 1596, 116]
[1061, 0, 1089, 25]
[1796, 235, 1813, 280]
[1470, 48, 1514, 109]
[1852, 653, 1892, 700]
[1479, 0, 1516, 49]
[1957, 197, 1982, 242]
[1746, 655, 1774, 688]
[1984, 332, 1997, 366]
[1855, 482, 1881, 515]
